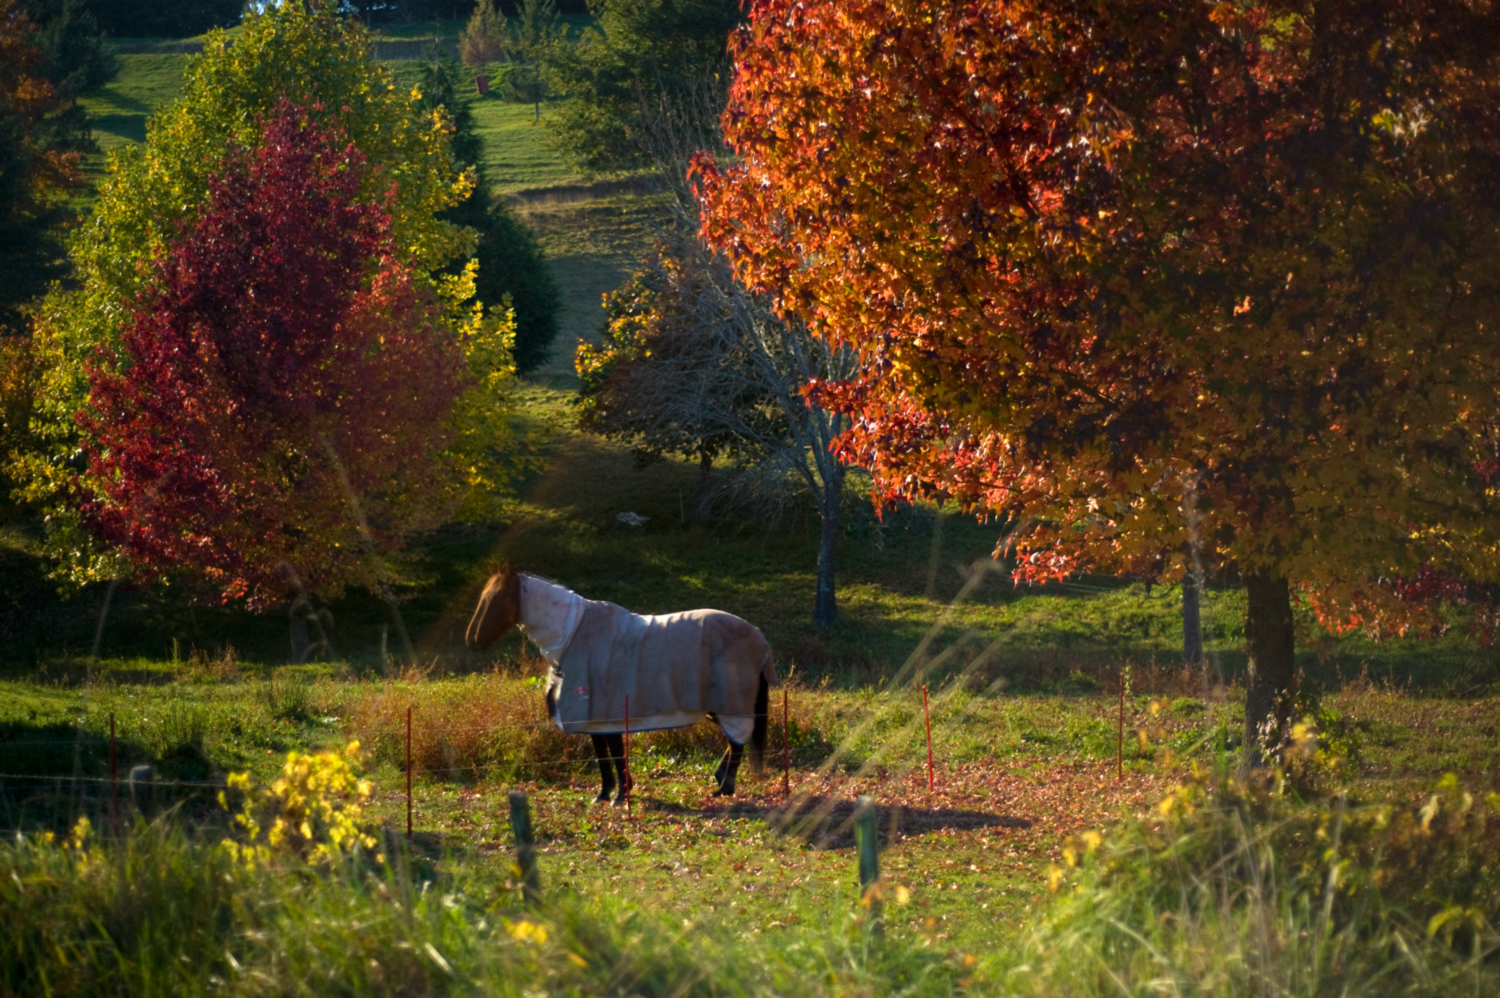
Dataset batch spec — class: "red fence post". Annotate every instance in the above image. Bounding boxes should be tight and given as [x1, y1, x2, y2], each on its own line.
[1117, 671, 1124, 780]
[782, 687, 790, 797]
[922, 685, 935, 794]
[406, 704, 413, 839]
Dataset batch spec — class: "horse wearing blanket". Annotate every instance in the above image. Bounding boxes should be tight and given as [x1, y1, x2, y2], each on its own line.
[465, 567, 775, 804]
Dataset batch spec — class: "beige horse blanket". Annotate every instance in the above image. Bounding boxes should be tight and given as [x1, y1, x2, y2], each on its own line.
[523, 576, 774, 741]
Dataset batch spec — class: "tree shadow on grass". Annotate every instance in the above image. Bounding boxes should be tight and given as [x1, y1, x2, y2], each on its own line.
[638, 794, 1030, 849]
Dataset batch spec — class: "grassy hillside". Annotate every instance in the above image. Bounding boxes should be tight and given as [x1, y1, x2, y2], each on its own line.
[81, 55, 585, 194]
[76, 53, 189, 180]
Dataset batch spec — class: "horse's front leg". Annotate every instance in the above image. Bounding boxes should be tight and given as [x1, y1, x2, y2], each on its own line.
[713, 742, 745, 797]
[590, 734, 616, 804]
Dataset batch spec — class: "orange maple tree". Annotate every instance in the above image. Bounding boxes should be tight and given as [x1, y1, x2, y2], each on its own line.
[696, 0, 1500, 749]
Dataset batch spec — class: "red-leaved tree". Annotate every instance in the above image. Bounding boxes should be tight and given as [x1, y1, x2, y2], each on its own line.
[697, 0, 1500, 753]
[78, 104, 466, 608]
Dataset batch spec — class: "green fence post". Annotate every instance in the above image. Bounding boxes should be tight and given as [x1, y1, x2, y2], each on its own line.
[855, 795, 883, 939]
[508, 791, 542, 907]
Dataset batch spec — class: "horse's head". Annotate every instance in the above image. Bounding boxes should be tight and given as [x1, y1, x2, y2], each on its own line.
[465, 566, 523, 650]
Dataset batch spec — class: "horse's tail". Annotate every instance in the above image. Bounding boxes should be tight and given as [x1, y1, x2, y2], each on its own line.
[750, 670, 769, 774]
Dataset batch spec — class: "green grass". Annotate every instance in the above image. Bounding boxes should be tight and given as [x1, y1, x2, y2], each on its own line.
[1, 817, 970, 997]
[383, 62, 587, 193]
[83, 51, 590, 198]
[2, 662, 1497, 995]
[514, 193, 674, 382]
[76, 54, 190, 174]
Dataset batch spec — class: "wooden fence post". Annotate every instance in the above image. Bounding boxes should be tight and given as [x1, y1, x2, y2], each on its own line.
[508, 790, 542, 907]
[109, 712, 118, 833]
[922, 685, 934, 794]
[406, 704, 414, 839]
[855, 795, 883, 939]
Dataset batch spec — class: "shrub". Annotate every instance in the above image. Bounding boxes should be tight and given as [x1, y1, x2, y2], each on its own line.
[220, 742, 379, 868]
[1011, 769, 1500, 997]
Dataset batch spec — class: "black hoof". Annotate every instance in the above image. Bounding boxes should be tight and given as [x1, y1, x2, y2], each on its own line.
[713, 780, 736, 797]
[594, 789, 612, 804]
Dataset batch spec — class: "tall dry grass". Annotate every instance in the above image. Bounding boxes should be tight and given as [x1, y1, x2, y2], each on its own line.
[343, 669, 838, 781]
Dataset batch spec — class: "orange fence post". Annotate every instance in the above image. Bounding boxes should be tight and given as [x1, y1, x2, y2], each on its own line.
[1117, 672, 1124, 780]
[782, 687, 790, 796]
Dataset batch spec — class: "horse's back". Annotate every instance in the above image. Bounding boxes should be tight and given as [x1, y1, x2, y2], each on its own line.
[639, 608, 773, 682]
[550, 601, 772, 732]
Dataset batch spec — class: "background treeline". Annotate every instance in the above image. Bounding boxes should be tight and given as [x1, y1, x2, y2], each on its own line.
[87, 0, 241, 38]
[76, 0, 598, 39]
[345, 0, 596, 21]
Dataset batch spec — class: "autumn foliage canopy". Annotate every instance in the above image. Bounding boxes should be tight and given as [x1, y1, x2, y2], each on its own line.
[78, 105, 465, 606]
[698, 0, 1500, 739]
[698, 0, 1500, 619]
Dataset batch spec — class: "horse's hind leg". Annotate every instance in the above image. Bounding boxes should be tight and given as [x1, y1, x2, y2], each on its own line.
[590, 734, 616, 804]
[713, 741, 745, 797]
[605, 733, 632, 807]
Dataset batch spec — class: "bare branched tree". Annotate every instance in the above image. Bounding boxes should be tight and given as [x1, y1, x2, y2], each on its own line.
[576, 73, 857, 627]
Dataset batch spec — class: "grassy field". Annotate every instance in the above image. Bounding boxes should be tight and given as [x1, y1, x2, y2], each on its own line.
[10, 25, 1500, 996]
[3, 658, 1497, 994]
[81, 55, 584, 194]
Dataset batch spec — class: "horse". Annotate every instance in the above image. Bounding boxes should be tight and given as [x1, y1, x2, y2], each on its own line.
[465, 566, 774, 805]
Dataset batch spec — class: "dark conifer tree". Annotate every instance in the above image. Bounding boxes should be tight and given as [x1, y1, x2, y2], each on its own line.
[418, 44, 560, 375]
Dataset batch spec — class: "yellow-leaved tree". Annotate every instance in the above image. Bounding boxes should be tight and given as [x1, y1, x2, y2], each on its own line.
[14, 0, 528, 595]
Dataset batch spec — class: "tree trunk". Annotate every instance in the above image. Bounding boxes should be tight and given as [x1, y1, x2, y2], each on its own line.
[1182, 570, 1203, 665]
[813, 468, 842, 628]
[1242, 569, 1295, 763]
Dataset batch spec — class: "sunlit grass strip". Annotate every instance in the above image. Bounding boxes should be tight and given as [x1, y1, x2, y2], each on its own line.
[0, 816, 960, 997]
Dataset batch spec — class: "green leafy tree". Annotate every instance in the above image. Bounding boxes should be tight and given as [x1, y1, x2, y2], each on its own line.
[544, 0, 741, 174]
[458, 0, 504, 70]
[503, 0, 561, 122]
[577, 229, 854, 625]
[15, 0, 480, 584]
[24, 0, 115, 98]
[417, 44, 560, 377]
